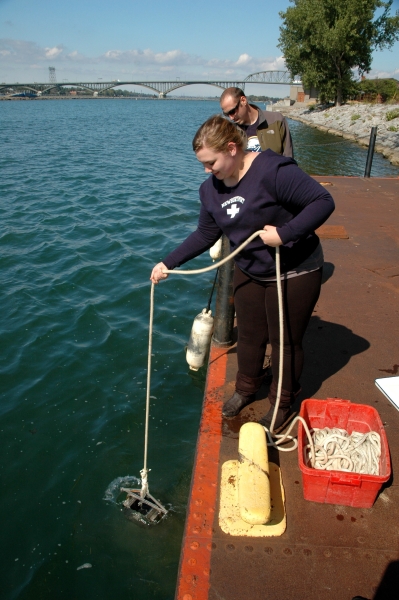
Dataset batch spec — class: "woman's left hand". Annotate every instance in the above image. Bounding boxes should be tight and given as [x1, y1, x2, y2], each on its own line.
[259, 225, 283, 247]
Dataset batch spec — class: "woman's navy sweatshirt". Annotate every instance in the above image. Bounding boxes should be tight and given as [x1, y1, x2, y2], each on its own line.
[163, 150, 335, 278]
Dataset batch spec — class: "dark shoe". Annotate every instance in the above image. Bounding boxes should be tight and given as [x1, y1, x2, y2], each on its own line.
[222, 392, 254, 418]
[258, 405, 293, 432]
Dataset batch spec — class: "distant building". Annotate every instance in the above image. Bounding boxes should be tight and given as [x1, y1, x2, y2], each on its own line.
[290, 84, 318, 104]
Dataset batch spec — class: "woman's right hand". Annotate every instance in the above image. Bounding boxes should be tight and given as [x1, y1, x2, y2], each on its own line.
[259, 225, 283, 247]
[150, 262, 169, 284]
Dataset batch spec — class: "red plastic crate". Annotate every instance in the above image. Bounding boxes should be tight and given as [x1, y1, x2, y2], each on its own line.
[298, 399, 391, 508]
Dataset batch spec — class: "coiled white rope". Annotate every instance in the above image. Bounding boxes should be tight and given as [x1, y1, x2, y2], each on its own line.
[306, 427, 381, 475]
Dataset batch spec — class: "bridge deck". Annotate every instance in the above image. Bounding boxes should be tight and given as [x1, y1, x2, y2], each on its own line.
[176, 176, 399, 600]
[0, 71, 295, 97]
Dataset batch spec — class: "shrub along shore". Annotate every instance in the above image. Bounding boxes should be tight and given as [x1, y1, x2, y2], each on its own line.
[287, 103, 399, 166]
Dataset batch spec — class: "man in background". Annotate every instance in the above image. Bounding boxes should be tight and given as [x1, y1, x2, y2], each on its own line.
[220, 87, 294, 158]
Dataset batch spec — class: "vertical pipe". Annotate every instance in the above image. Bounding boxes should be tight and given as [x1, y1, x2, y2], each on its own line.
[364, 126, 377, 178]
[212, 235, 235, 347]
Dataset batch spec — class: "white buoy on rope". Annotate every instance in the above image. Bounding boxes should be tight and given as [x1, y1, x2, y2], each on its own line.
[209, 237, 222, 261]
[186, 308, 214, 371]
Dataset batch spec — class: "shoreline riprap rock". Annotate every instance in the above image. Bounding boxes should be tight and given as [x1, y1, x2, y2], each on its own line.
[287, 103, 399, 166]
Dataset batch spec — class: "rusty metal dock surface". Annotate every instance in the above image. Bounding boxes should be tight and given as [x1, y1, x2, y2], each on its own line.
[176, 176, 399, 600]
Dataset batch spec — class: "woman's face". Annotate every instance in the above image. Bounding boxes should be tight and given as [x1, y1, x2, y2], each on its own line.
[195, 143, 237, 180]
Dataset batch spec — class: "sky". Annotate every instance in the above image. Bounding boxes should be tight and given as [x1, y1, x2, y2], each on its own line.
[1, 0, 398, 97]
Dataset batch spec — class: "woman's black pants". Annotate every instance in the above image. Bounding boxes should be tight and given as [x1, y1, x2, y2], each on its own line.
[233, 265, 322, 408]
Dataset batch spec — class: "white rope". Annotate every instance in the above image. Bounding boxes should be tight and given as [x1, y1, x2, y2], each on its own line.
[140, 468, 149, 500]
[162, 230, 265, 276]
[140, 282, 154, 499]
[262, 246, 315, 460]
[161, 232, 316, 461]
[270, 246, 283, 433]
[306, 428, 381, 475]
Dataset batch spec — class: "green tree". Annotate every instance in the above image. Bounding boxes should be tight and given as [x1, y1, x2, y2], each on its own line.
[358, 77, 398, 101]
[278, 0, 399, 105]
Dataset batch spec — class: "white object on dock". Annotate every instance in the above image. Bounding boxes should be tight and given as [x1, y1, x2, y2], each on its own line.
[375, 376, 399, 411]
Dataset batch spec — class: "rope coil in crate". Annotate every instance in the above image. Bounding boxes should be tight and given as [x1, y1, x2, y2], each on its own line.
[306, 427, 381, 475]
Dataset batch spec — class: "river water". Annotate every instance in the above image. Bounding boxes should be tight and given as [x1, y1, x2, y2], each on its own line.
[1, 99, 398, 600]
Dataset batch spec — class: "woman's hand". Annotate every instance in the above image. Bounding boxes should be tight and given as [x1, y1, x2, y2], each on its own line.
[150, 262, 169, 284]
[259, 225, 283, 247]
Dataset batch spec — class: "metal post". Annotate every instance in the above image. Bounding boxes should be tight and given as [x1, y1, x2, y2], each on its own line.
[212, 235, 235, 347]
[364, 126, 377, 178]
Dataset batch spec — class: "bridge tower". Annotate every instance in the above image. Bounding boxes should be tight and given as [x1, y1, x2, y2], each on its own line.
[49, 67, 56, 84]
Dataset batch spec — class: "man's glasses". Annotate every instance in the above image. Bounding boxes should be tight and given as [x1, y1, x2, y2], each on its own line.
[222, 99, 241, 117]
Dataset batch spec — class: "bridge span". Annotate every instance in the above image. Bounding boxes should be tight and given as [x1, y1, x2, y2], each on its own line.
[0, 71, 300, 98]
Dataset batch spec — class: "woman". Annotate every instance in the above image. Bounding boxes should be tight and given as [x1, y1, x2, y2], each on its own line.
[151, 115, 334, 430]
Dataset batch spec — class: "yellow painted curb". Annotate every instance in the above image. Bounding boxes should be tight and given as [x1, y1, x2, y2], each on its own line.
[219, 460, 286, 537]
[238, 422, 271, 525]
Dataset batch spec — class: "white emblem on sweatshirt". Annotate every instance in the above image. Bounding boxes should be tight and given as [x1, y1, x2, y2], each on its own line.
[227, 204, 240, 218]
[221, 196, 245, 219]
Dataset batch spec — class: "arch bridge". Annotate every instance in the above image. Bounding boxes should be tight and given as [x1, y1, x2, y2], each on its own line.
[0, 71, 300, 98]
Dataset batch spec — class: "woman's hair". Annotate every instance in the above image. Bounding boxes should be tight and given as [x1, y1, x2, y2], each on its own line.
[192, 115, 247, 153]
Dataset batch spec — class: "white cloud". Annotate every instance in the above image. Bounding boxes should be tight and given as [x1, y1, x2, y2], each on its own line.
[101, 48, 201, 67]
[103, 50, 121, 59]
[236, 53, 252, 66]
[44, 46, 63, 59]
[67, 50, 86, 61]
[0, 39, 66, 63]
[369, 67, 399, 79]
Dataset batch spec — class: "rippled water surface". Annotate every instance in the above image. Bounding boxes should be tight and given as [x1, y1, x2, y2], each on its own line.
[1, 99, 398, 600]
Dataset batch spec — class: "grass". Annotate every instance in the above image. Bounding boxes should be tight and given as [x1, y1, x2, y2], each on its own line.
[351, 114, 361, 121]
[386, 109, 399, 121]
